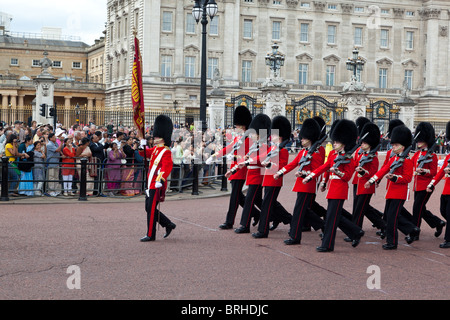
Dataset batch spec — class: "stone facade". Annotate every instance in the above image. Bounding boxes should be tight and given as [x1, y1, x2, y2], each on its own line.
[104, 0, 450, 128]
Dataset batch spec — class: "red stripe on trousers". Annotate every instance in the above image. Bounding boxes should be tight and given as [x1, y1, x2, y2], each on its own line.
[329, 200, 342, 248]
[147, 193, 158, 238]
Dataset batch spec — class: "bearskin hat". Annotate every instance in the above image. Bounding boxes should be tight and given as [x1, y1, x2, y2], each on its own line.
[355, 117, 371, 136]
[415, 122, 435, 148]
[359, 123, 380, 148]
[271, 115, 292, 142]
[446, 121, 450, 141]
[313, 116, 326, 139]
[390, 125, 412, 148]
[300, 118, 321, 143]
[387, 119, 404, 138]
[233, 106, 252, 129]
[153, 115, 173, 147]
[331, 119, 358, 152]
[249, 114, 271, 141]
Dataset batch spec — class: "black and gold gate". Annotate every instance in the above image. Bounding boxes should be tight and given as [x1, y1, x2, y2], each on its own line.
[366, 99, 400, 134]
[287, 93, 345, 130]
[224, 94, 265, 128]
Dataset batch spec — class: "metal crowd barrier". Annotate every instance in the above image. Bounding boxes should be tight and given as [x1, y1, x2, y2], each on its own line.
[0, 156, 229, 202]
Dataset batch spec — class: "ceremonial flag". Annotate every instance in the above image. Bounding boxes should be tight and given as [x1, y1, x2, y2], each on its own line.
[132, 34, 145, 138]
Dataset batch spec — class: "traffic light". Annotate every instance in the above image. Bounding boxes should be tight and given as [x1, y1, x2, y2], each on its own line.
[49, 107, 56, 117]
[39, 104, 47, 117]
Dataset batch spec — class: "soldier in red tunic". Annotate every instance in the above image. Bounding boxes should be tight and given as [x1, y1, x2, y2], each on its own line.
[274, 118, 325, 245]
[229, 114, 272, 234]
[426, 121, 450, 248]
[140, 115, 176, 242]
[304, 119, 364, 252]
[251, 116, 292, 239]
[365, 125, 419, 250]
[212, 106, 252, 230]
[409, 122, 445, 239]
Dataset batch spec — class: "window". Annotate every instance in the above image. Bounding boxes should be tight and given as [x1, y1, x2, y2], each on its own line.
[162, 11, 173, 32]
[380, 29, 389, 48]
[243, 19, 253, 39]
[273, 0, 281, 4]
[208, 57, 219, 79]
[327, 25, 336, 44]
[32, 59, 40, 67]
[52, 61, 62, 68]
[300, 23, 309, 42]
[186, 14, 196, 33]
[406, 11, 415, 17]
[185, 56, 196, 78]
[272, 21, 281, 40]
[404, 70, 413, 89]
[244, 0, 254, 2]
[354, 27, 363, 46]
[326, 65, 335, 86]
[72, 62, 82, 69]
[209, 16, 219, 35]
[10, 58, 18, 66]
[381, 9, 389, 15]
[328, 4, 337, 10]
[379, 68, 388, 88]
[298, 64, 308, 84]
[161, 55, 172, 77]
[300, 2, 310, 7]
[242, 60, 252, 82]
[406, 31, 414, 50]
[355, 7, 364, 13]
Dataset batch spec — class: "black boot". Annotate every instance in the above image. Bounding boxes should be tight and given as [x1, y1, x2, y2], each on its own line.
[164, 222, 176, 238]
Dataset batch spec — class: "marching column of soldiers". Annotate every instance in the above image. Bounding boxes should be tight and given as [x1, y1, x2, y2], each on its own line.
[213, 106, 449, 252]
[140, 108, 449, 251]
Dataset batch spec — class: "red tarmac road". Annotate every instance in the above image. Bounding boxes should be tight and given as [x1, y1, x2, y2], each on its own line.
[1, 153, 450, 300]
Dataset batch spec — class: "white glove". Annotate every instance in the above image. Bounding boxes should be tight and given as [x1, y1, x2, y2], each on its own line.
[226, 153, 234, 162]
[155, 182, 163, 189]
[206, 157, 213, 165]
[140, 139, 147, 147]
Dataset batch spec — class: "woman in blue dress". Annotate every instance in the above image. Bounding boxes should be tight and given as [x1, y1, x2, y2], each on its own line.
[18, 137, 35, 196]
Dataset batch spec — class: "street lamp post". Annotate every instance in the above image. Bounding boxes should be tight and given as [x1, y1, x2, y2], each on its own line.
[346, 48, 365, 80]
[192, 0, 218, 132]
[265, 43, 285, 78]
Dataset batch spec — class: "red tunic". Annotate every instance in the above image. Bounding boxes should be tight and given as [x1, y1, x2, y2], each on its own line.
[144, 145, 173, 190]
[411, 149, 437, 192]
[355, 152, 379, 195]
[351, 146, 363, 185]
[371, 154, 413, 200]
[248, 144, 289, 187]
[429, 153, 450, 195]
[61, 147, 76, 176]
[310, 151, 356, 200]
[216, 136, 249, 181]
[280, 147, 324, 193]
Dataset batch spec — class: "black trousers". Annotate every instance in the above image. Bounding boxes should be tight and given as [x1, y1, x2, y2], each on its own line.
[352, 193, 386, 230]
[440, 195, 450, 241]
[384, 199, 418, 246]
[321, 199, 362, 251]
[412, 190, 443, 228]
[224, 179, 246, 226]
[239, 184, 262, 229]
[289, 193, 324, 242]
[258, 186, 292, 236]
[145, 189, 172, 240]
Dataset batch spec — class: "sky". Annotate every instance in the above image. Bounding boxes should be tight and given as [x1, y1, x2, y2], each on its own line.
[0, 0, 107, 45]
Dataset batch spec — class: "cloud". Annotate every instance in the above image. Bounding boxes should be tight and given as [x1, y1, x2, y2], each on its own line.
[1, 0, 107, 44]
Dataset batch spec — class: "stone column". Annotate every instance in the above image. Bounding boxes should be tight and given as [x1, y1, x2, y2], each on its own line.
[33, 52, 56, 125]
[339, 91, 370, 123]
[260, 86, 288, 119]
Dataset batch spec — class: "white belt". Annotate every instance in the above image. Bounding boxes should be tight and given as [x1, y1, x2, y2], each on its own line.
[329, 175, 341, 180]
[248, 166, 261, 170]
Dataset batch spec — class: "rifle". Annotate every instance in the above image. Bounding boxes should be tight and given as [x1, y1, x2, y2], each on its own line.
[417, 131, 443, 169]
[359, 143, 381, 167]
[262, 139, 290, 168]
[389, 144, 412, 174]
[297, 131, 328, 174]
[332, 132, 368, 169]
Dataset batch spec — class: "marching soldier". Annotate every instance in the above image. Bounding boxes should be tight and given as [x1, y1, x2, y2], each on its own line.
[365, 125, 419, 250]
[251, 116, 292, 238]
[140, 115, 176, 242]
[229, 114, 272, 233]
[304, 119, 364, 252]
[426, 120, 450, 248]
[351, 122, 386, 232]
[212, 106, 252, 230]
[410, 122, 446, 239]
[274, 118, 325, 245]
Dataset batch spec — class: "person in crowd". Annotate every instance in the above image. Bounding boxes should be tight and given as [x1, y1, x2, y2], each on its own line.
[62, 136, 76, 196]
[46, 132, 63, 197]
[32, 140, 46, 196]
[105, 142, 126, 196]
[18, 136, 35, 196]
[121, 136, 137, 196]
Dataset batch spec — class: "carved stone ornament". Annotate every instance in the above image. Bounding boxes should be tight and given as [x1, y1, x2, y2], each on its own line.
[440, 26, 448, 37]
